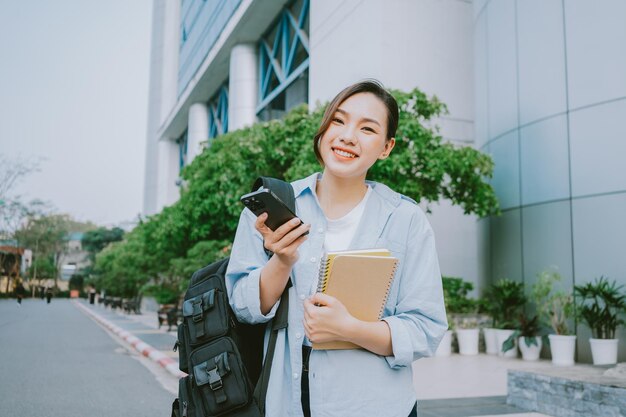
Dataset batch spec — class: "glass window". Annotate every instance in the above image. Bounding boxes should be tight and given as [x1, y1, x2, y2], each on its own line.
[208, 83, 229, 139]
[257, 0, 309, 116]
[177, 130, 188, 172]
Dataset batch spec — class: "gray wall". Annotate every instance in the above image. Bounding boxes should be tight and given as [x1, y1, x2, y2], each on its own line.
[474, 0, 626, 362]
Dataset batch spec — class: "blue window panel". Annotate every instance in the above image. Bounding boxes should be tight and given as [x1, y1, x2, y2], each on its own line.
[208, 84, 229, 139]
[489, 130, 521, 210]
[520, 115, 570, 205]
[178, 130, 189, 172]
[572, 192, 626, 290]
[569, 99, 626, 198]
[517, 0, 567, 125]
[257, 0, 309, 113]
[565, 0, 626, 109]
[486, 0, 518, 140]
[521, 200, 573, 287]
[178, 0, 243, 96]
[491, 208, 523, 282]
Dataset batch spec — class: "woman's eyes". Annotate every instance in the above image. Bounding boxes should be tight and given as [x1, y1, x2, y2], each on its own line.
[331, 117, 376, 133]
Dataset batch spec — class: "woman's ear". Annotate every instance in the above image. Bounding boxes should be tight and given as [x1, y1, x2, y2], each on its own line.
[378, 138, 396, 160]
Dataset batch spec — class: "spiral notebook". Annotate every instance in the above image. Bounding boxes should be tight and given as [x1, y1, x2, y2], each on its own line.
[313, 250, 398, 350]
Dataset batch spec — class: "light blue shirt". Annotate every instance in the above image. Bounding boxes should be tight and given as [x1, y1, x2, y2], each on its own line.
[226, 173, 447, 417]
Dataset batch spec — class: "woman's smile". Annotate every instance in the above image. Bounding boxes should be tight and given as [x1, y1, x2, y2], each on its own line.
[332, 146, 359, 159]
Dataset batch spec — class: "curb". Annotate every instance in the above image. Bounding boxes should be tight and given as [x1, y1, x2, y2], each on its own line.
[73, 300, 186, 379]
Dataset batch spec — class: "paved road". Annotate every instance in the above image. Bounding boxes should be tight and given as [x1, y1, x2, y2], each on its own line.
[0, 298, 174, 417]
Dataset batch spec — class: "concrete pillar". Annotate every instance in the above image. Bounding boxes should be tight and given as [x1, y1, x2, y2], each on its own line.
[143, 0, 181, 215]
[228, 43, 258, 131]
[156, 139, 180, 209]
[159, 0, 181, 123]
[187, 103, 209, 161]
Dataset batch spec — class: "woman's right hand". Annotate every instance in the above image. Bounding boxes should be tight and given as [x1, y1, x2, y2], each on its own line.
[255, 213, 310, 266]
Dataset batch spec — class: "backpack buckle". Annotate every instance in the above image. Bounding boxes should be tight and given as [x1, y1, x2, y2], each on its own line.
[207, 367, 223, 391]
[191, 299, 203, 323]
[206, 352, 230, 404]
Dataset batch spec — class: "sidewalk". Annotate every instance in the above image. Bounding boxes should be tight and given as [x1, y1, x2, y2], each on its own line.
[74, 300, 552, 417]
[412, 355, 554, 417]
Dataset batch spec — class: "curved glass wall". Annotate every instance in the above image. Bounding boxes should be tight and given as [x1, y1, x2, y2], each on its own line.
[475, 0, 626, 360]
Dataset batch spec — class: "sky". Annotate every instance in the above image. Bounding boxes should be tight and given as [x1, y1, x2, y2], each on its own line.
[0, 0, 153, 228]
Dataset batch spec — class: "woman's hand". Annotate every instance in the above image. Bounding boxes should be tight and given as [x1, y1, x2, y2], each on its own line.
[303, 293, 357, 344]
[256, 213, 309, 315]
[303, 292, 394, 356]
[255, 213, 310, 267]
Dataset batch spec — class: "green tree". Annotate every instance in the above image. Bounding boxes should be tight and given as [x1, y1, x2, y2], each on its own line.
[92, 225, 158, 298]
[82, 227, 125, 261]
[69, 273, 85, 291]
[95, 87, 500, 296]
[26, 257, 57, 286]
[0, 156, 47, 292]
[168, 239, 232, 290]
[14, 214, 72, 290]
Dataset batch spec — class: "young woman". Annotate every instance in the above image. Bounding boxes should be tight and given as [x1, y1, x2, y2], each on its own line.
[226, 80, 447, 417]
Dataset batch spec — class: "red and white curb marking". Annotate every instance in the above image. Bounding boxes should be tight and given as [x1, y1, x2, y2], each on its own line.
[73, 301, 186, 378]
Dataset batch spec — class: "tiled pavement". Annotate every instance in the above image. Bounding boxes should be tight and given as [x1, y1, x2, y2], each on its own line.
[418, 397, 548, 417]
[74, 300, 552, 417]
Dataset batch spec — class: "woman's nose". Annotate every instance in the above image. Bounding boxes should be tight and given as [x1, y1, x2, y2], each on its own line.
[338, 126, 357, 145]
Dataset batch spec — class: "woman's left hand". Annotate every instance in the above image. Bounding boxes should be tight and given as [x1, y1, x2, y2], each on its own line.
[303, 293, 357, 344]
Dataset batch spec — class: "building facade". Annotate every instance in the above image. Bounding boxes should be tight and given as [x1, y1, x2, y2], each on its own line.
[475, 0, 626, 361]
[143, 0, 625, 362]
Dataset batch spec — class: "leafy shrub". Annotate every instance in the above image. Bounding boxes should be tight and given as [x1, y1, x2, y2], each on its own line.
[532, 269, 574, 335]
[485, 279, 526, 329]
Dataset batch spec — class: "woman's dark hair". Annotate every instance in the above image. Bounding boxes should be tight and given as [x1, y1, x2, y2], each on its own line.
[313, 79, 399, 164]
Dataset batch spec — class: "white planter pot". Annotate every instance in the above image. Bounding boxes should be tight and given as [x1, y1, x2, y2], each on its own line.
[483, 328, 498, 355]
[435, 330, 453, 357]
[548, 334, 577, 366]
[495, 329, 517, 358]
[518, 336, 542, 361]
[589, 338, 619, 365]
[456, 328, 480, 355]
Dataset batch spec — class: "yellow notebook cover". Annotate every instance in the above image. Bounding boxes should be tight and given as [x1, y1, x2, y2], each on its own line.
[313, 253, 398, 350]
[318, 249, 391, 290]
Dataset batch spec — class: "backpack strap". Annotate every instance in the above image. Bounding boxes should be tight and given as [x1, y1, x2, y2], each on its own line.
[251, 176, 294, 415]
[252, 176, 296, 212]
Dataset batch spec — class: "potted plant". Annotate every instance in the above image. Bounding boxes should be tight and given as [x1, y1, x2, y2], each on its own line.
[481, 288, 498, 355]
[441, 277, 480, 355]
[533, 269, 576, 365]
[502, 314, 545, 361]
[575, 276, 626, 365]
[485, 279, 526, 358]
[455, 314, 481, 355]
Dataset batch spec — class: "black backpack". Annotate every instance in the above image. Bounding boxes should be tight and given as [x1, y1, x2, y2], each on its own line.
[171, 177, 293, 417]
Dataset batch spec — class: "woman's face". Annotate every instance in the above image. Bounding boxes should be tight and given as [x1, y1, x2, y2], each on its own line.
[319, 92, 395, 180]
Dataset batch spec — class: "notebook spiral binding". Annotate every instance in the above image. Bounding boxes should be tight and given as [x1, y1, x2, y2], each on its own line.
[316, 255, 331, 293]
[377, 259, 399, 319]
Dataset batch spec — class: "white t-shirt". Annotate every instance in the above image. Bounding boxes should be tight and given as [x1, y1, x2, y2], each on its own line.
[324, 185, 372, 252]
[303, 185, 373, 347]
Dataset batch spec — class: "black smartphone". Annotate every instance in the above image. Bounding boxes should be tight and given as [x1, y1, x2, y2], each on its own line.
[240, 188, 309, 235]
